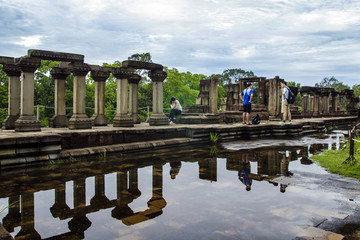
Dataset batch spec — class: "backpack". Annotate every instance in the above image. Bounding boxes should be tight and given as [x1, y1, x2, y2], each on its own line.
[252, 114, 260, 125]
[286, 87, 295, 104]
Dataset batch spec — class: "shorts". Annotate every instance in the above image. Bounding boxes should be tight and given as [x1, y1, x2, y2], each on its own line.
[243, 104, 251, 113]
[281, 101, 290, 114]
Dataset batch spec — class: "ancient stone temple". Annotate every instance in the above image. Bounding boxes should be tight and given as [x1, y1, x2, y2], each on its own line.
[178, 78, 221, 124]
[222, 76, 358, 121]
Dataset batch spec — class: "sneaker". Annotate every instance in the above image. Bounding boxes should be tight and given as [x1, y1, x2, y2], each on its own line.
[280, 121, 286, 125]
[169, 121, 174, 125]
[288, 120, 292, 124]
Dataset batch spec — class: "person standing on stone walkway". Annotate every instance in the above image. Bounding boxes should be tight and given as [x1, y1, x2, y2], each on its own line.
[281, 81, 292, 124]
[240, 82, 253, 125]
[169, 96, 182, 124]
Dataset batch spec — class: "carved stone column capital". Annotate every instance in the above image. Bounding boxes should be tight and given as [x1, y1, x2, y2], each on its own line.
[70, 63, 90, 76]
[112, 67, 134, 79]
[128, 74, 141, 84]
[50, 67, 70, 80]
[3, 63, 21, 77]
[15, 57, 41, 72]
[148, 69, 167, 82]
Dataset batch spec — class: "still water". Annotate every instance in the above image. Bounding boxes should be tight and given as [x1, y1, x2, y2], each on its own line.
[0, 132, 358, 240]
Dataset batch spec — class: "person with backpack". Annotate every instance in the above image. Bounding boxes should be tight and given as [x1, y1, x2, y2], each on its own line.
[280, 81, 292, 124]
[240, 82, 253, 125]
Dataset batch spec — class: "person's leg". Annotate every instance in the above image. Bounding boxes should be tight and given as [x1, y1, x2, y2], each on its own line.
[288, 106, 292, 122]
[169, 109, 175, 121]
[242, 109, 246, 123]
[246, 112, 250, 124]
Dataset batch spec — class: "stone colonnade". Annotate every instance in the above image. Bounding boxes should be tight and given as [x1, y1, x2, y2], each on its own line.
[0, 50, 168, 132]
[223, 76, 358, 120]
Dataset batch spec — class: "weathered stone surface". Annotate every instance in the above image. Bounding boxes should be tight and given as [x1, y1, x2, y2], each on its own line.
[15, 57, 41, 72]
[112, 67, 134, 79]
[148, 69, 167, 82]
[50, 67, 70, 79]
[28, 49, 84, 62]
[0, 56, 15, 65]
[122, 60, 163, 71]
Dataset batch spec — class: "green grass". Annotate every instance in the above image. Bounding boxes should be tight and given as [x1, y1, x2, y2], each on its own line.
[311, 136, 360, 180]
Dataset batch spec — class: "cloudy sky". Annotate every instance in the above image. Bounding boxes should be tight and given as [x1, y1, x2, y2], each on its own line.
[1, 0, 359, 86]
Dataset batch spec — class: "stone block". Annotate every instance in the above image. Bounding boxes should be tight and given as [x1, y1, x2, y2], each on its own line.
[28, 49, 84, 62]
[122, 60, 163, 71]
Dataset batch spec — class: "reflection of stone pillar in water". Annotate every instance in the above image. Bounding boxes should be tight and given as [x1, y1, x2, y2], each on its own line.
[68, 178, 91, 235]
[198, 158, 217, 182]
[128, 74, 141, 124]
[2, 63, 21, 129]
[15, 193, 41, 240]
[111, 171, 134, 220]
[49, 67, 70, 127]
[267, 150, 280, 176]
[113, 67, 134, 127]
[148, 165, 167, 210]
[50, 183, 70, 219]
[149, 70, 169, 126]
[2, 195, 21, 232]
[68, 63, 92, 129]
[15, 57, 42, 132]
[90, 175, 110, 207]
[128, 169, 141, 199]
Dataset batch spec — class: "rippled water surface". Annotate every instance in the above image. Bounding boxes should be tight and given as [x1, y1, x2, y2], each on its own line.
[1, 132, 359, 240]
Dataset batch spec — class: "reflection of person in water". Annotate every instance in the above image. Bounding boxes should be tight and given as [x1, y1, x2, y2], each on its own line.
[170, 161, 182, 179]
[239, 153, 252, 191]
[279, 151, 293, 193]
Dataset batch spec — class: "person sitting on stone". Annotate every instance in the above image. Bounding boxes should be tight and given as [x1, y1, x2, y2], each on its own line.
[169, 96, 182, 124]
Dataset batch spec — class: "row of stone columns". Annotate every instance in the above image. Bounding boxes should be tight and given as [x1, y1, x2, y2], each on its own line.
[299, 87, 358, 117]
[1, 53, 169, 131]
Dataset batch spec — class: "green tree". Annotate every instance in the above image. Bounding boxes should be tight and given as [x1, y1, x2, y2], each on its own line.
[211, 68, 255, 86]
[315, 77, 350, 92]
[0, 64, 8, 127]
[163, 67, 207, 110]
[352, 84, 360, 97]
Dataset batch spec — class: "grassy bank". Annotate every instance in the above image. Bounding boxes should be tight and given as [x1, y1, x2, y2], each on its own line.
[311, 136, 360, 180]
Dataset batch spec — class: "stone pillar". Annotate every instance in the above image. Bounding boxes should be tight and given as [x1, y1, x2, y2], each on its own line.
[68, 63, 92, 129]
[258, 78, 266, 105]
[128, 74, 141, 124]
[331, 91, 338, 116]
[338, 92, 345, 114]
[309, 94, 315, 117]
[300, 88, 311, 118]
[113, 67, 134, 127]
[312, 89, 320, 117]
[91, 68, 110, 126]
[149, 69, 169, 126]
[344, 89, 357, 115]
[14, 57, 41, 132]
[209, 78, 218, 114]
[2, 63, 21, 129]
[49, 67, 70, 128]
[268, 76, 281, 120]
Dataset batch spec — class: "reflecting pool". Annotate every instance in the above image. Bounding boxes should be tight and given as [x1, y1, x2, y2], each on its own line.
[1, 131, 359, 240]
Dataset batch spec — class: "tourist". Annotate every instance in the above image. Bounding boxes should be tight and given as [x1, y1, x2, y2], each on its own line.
[281, 81, 292, 124]
[169, 96, 182, 124]
[240, 82, 253, 125]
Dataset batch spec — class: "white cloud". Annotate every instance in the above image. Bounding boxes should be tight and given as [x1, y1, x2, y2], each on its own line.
[13, 35, 45, 47]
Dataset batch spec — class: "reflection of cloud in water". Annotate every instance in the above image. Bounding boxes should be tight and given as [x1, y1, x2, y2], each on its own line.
[172, 181, 205, 190]
[211, 181, 238, 189]
[222, 134, 344, 151]
[163, 220, 186, 230]
[270, 208, 298, 221]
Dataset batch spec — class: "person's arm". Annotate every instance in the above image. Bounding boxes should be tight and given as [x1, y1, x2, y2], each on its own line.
[250, 94, 253, 103]
[282, 88, 286, 99]
[174, 101, 179, 109]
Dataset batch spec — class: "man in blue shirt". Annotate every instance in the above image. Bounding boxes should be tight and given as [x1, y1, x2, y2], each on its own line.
[240, 82, 253, 125]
